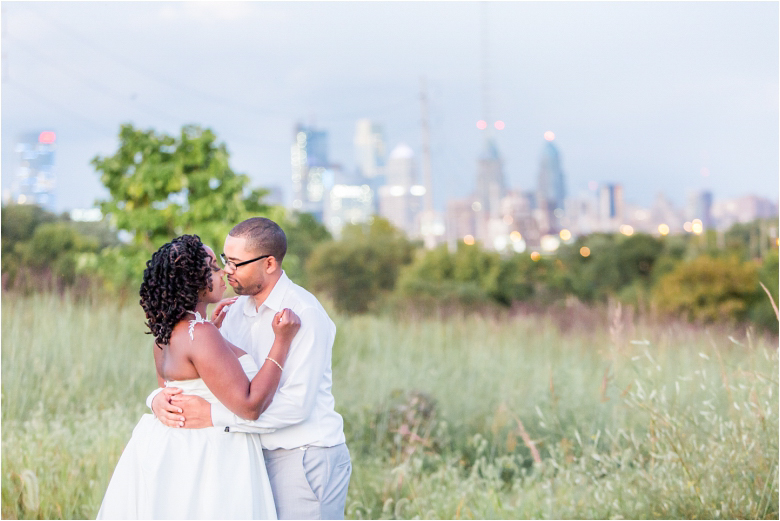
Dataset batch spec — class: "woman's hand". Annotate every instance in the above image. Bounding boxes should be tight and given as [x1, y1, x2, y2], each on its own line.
[211, 296, 239, 328]
[272, 308, 301, 346]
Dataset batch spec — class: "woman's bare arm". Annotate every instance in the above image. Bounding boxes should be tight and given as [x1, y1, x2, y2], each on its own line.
[186, 309, 300, 421]
[153, 342, 165, 388]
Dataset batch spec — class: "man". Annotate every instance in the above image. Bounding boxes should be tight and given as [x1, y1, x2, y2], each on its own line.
[148, 217, 351, 520]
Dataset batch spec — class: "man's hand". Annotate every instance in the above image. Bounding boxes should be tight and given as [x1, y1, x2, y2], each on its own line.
[211, 296, 239, 329]
[151, 387, 186, 427]
[171, 394, 214, 429]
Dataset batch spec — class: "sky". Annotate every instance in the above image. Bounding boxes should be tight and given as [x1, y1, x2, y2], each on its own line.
[2, 1, 778, 213]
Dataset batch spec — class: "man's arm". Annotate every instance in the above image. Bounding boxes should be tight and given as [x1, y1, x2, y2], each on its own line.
[209, 306, 333, 433]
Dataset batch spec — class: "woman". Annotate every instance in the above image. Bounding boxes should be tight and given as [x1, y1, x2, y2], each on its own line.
[97, 234, 299, 519]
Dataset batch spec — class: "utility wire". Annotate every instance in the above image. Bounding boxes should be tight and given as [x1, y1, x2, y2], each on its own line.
[10, 36, 184, 126]
[5, 78, 116, 135]
[25, 7, 421, 126]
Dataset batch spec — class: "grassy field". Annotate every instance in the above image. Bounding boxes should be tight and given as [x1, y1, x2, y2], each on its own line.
[2, 292, 777, 519]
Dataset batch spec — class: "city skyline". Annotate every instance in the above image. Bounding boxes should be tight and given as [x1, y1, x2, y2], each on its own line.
[2, 2, 778, 214]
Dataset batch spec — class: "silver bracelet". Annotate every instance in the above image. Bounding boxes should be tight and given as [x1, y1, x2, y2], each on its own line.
[266, 356, 283, 371]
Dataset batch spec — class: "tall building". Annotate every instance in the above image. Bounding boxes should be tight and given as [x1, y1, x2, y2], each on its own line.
[687, 190, 713, 229]
[378, 143, 425, 237]
[291, 124, 330, 221]
[475, 137, 506, 220]
[353, 119, 385, 181]
[598, 183, 625, 231]
[445, 198, 478, 246]
[13, 130, 57, 211]
[323, 182, 375, 239]
[535, 133, 566, 234]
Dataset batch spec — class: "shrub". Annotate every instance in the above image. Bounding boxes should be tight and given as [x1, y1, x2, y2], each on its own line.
[653, 255, 758, 323]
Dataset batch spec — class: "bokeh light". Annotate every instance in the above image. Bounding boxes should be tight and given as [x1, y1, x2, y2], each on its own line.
[559, 229, 572, 241]
[510, 231, 522, 241]
[477, 120, 487, 130]
[463, 235, 475, 245]
[494, 120, 505, 130]
[683, 221, 693, 233]
[530, 251, 541, 261]
[544, 131, 555, 141]
[580, 246, 591, 257]
[658, 223, 670, 236]
[619, 224, 634, 236]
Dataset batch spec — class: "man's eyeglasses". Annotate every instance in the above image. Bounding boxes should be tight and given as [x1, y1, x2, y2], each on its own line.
[220, 253, 271, 271]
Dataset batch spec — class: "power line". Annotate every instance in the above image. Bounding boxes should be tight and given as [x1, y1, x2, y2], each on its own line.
[10, 36, 184, 126]
[27, 8, 288, 119]
[5, 78, 115, 135]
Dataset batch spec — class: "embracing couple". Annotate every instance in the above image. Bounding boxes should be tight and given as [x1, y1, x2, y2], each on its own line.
[97, 217, 351, 520]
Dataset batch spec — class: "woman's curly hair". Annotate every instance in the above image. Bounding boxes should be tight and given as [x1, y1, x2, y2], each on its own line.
[139, 234, 213, 346]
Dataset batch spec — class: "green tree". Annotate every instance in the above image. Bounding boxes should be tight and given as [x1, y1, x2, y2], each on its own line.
[1, 204, 57, 270]
[305, 218, 415, 314]
[12, 222, 99, 288]
[92, 123, 283, 289]
[653, 255, 758, 323]
[93, 123, 273, 252]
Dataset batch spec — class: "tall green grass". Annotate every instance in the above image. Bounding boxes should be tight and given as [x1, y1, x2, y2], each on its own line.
[2, 293, 777, 519]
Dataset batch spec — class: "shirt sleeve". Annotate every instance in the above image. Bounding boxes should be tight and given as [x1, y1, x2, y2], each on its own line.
[146, 387, 163, 413]
[210, 306, 333, 433]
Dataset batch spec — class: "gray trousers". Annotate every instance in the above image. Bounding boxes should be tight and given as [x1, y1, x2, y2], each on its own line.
[263, 443, 351, 520]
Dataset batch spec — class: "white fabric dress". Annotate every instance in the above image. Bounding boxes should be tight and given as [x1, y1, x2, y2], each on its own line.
[97, 345, 276, 519]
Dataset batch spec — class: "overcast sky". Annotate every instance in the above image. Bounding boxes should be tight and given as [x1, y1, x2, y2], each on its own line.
[2, 1, 778, 213]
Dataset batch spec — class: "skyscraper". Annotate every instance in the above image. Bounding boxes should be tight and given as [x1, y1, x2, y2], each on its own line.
[475, 137, 506, 220]
[378, 143, 425, 237]
[291, 124, 330, 221]
[536, 132, 566, 233]
[13, 130, 57, 211]
[353, 119, 385, 181]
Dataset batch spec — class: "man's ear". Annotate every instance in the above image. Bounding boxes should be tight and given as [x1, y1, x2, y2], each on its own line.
[266, 256, 281, 273]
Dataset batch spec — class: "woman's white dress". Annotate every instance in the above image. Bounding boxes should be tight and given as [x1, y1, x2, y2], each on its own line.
[97, 354, 276, 519]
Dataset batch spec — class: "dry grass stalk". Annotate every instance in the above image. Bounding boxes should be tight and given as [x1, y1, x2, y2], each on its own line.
[759, 282, 779, 320]
[514, 417, 542, 465]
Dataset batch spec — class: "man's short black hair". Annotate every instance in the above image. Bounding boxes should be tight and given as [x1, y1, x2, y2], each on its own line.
[229, 217, 287, 263]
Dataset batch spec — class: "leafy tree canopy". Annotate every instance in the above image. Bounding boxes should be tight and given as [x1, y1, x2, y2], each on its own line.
[93, 123, 273, 251]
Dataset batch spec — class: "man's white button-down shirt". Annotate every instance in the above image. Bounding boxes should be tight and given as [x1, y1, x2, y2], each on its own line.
[211, 271, 345, 450]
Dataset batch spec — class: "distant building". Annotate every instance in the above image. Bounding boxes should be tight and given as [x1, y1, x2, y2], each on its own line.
[291, 124, 331, 221]
[323, 182, 375, 239]
[712, 195, 779, 230]
[650, 192, 685, 234]
[13, 130, 57, 211]
[535, 134, 566, 234]
[598, 183, 624, 232]
[687, 190, 713, 229]
[353, 119, 386, 181]
[445, 198, 478, 247]
[475, 137, 506, 221]
[378, 143, 425, 238]
[263, 185, 285, 207]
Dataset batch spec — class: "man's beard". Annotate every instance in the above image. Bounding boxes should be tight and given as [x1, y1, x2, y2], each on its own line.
[230, 279, 263, 296]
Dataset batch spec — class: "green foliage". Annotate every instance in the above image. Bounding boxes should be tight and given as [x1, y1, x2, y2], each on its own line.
[653, 255, 759, 323]
[281, 212, 332, 286]
[91, 123, 284, 288]
[93, 124, 271, 251]
[750, 250, 779, 331]
[1, 205, 111, 291]
[306, 218, 413, 314]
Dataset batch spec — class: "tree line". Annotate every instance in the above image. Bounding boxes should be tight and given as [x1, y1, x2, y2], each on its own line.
[2, 124, 777, 331]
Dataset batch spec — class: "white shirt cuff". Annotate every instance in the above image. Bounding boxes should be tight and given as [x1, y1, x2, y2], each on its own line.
[211, 402, 237, 428]
[146, 387, 163, 414]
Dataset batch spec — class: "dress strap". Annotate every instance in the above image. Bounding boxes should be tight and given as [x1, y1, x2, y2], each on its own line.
[187, 311, 208, 340]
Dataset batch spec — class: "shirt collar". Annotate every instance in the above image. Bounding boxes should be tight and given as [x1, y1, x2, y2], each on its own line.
[242, 270, 291, 316]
